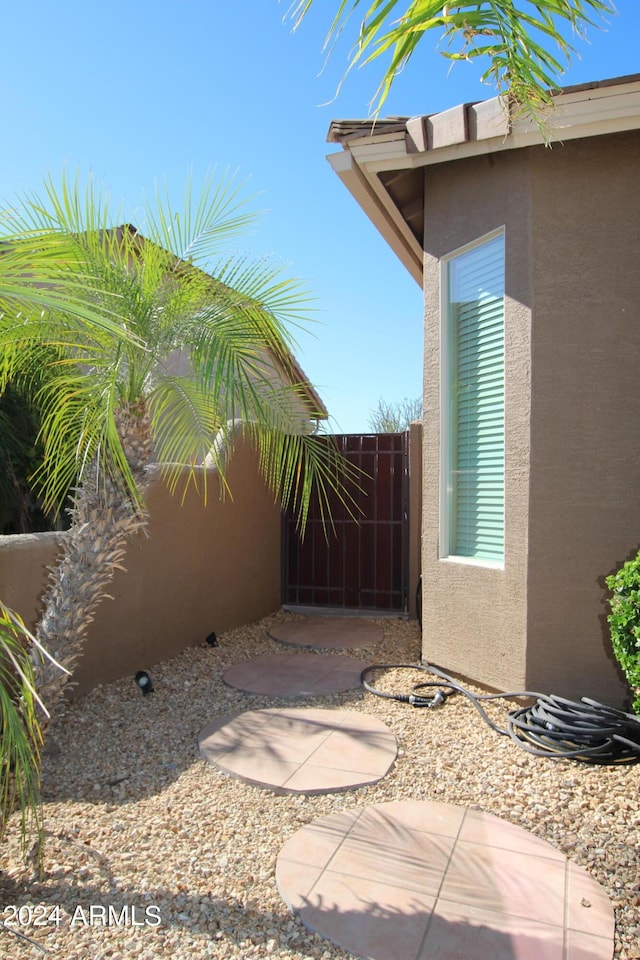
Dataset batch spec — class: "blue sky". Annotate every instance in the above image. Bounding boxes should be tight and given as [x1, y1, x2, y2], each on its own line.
[1, 1, 637, 431]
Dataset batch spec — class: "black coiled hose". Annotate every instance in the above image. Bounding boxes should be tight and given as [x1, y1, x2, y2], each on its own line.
[360, 663, 640, 765]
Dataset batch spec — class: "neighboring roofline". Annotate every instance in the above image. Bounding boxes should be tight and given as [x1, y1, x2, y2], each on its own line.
[281, 351, 329, 422]
[119, 224, 329, 421]
[326, 73, 640, 285]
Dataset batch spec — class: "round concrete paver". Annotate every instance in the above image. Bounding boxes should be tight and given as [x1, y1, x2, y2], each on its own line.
[198, 707, 396, 795]
[269, 617, 383, 650]
[276, 799, 615, 960]
[223, 653, 369, 697]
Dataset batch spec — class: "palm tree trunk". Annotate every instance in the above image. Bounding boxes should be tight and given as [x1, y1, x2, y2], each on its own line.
[31, 402, 153, 719]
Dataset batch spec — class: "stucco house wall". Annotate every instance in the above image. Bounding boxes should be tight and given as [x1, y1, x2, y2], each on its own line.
[422, 132, 637, 705]
[524, 130, 640, 702]
[422, 148, 533, 692]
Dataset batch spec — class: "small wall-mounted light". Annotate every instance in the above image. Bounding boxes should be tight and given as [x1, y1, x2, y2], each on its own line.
[135, 670, 154, 695]
[205, 632, 218, 647]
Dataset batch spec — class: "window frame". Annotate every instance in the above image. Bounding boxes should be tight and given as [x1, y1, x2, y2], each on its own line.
[439, 227, 506, 568]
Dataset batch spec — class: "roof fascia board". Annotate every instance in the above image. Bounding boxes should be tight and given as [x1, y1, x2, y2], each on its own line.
[336, 81, 640, 174]
[555, 76, 640, 104]
[513, 83, 640, 140]
[344, 100, 640, 177]
[512, 108, 640, 148]
[361, 141, 503, 171]
[327, 149, 423, 285]
[342, 131, 411, 164]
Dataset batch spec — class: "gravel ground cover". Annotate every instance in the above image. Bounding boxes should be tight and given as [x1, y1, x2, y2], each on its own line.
[1, 610, 638, 959]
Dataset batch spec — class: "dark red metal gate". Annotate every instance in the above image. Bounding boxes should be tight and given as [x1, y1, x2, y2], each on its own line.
[282, 433, 410, 613]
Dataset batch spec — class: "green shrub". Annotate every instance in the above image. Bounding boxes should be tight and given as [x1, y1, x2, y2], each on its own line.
[605, 553, 640, 715]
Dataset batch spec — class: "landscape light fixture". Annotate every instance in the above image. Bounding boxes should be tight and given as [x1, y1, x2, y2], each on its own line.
[135, 670, 154, 695]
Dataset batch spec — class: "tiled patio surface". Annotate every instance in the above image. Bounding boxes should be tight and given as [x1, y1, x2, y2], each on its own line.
[198, 707, 397, 794]
[269, 617, 383, 650]
[276, 799, 615, 960]
[223, 652, 370, 696]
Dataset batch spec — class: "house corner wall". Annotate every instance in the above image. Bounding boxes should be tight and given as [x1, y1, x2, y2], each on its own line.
[421, 151, 532, 691]
[526, 131, 640, 707]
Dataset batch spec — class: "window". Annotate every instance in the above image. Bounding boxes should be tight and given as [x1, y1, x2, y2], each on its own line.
[442, 231, 505, 563]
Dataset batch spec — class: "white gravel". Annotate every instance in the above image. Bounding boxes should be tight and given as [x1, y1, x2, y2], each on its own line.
[1, 610, 639, 959]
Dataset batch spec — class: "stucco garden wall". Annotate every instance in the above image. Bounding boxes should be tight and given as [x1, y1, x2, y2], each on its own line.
[0, 437, 281, 698]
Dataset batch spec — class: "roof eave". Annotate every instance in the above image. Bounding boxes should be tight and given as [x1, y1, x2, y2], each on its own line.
[326, 74, 640, 284]
[327, 148, 424, 287]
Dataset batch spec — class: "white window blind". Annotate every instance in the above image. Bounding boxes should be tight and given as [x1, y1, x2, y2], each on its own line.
[447, 233, 505, 562]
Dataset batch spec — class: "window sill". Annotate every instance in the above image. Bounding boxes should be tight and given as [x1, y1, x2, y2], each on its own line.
[439, 555, 504, 571]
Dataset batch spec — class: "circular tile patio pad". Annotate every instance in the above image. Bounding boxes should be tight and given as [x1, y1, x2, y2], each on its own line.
[269, 617, 383, 650]
[223, 653, 369, 696]
[276, 799, 614, 960]
[198, 707, 396, 794]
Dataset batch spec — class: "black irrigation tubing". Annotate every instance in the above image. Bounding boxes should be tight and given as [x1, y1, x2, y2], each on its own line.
[360, 663, 640, 765]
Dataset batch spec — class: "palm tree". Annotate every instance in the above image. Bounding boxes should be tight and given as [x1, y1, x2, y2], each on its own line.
[1, 170, 354, 717]
[289, 0, 614, 135]
[0, 170, 356, 860]
[0, 222, 137, 860]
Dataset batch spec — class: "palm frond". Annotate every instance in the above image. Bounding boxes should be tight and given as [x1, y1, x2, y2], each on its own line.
[0, 604, 45, 861]
[250, 422, 362, 533]
[0, 195, 139, 343]
[32, 366, 139, 515]
[149, 376, 230, 502]
[289, 0, 615, 137]
[142, 169, 263, 269]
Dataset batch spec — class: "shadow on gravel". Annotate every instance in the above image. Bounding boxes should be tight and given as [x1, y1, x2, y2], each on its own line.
[0, 872, 330, 958]
[40, 660, 370, 807]
[0, 871, 592, 960]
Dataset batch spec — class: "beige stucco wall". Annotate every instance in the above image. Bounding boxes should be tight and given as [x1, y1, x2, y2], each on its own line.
[0, 532, 65, 627]
[0, 437, 281, 698]
[524, 131, 640, 705]
[421, 149, 533, 692]
[420, 131, 637, 706]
